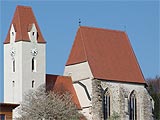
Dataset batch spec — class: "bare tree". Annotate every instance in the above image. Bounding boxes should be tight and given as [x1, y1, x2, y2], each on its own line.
[15, 85, 82, 120]
[147, 76, 160, 120]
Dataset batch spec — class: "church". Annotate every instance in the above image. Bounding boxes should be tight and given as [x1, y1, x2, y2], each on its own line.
[2, 5, 154, 120]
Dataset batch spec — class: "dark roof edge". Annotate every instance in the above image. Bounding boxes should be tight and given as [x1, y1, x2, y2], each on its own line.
[46, 74, 71, 78]
[4, 40, 46, 44]
[0, 103, 20, 109]
[93, 77, 147, 86]
[66, 60, 87, 66]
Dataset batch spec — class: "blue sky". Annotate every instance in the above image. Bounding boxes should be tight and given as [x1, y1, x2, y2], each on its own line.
[0, 1, 159, 102]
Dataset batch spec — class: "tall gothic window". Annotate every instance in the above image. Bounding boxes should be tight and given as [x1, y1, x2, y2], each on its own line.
[32, 57, 36, 72]
[129, 90, 137, 120]
[103, 88, 110, 120]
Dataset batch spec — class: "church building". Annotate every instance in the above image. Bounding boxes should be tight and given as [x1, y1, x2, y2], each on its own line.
[3, 5, 154, 120]
[64, 26, 154, 120]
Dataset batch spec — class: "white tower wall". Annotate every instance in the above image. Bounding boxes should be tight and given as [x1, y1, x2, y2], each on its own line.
[4, 42, 22, 103]
[21, 42, 46, 99]
[4, 41, 46, 104]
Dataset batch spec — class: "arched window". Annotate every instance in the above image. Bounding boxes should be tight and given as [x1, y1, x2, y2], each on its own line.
[13, 59, 15, 72]
[103, 88, 110, 120]
[129, 91, 137, 120]
[32, 57, 36, 72]
[32, 80, 35, 88]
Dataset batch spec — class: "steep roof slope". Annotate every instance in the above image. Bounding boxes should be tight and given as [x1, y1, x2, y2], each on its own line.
[4, 5, 46, 44]
[46, 74, 81, 109]
[66, 26, 146, 84]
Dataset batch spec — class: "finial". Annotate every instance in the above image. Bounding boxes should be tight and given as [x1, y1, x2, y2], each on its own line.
[79, 18, 81, 26]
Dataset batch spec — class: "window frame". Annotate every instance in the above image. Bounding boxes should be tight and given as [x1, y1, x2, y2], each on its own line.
[32, 57, 36, 72]
[129, 90, 137, 120]
[102, 88, 110, 120]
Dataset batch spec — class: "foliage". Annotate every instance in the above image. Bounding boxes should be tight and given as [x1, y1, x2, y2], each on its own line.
[147, 76, 160, 120]
[108, 111, 120, 120]
[147, 76, 160, 93]
[15, 85, 82, 120]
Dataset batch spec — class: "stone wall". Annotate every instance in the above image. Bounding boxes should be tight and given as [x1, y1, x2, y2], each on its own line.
[143, 89, 154, 120]
[92, 79, 102, 120]
[91, 80, 154, 120]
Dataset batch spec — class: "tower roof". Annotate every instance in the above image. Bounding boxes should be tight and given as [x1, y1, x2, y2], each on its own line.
[66, 26, 146, 84]
[4, 5, 46, 44]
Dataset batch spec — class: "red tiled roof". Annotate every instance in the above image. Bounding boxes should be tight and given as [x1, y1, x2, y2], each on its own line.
[4, 5, 46, 44]
[46, 74, 81, 109]
[66, 26, 146, 84]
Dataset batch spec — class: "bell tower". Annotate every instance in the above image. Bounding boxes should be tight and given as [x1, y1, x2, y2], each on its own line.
[4, 6, 46, 104]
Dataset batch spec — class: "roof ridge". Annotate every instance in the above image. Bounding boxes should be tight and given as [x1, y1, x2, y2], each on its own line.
[17, 5, 32, 9]
[79, 27, 88, 62]
[80, 26, 125, 33]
